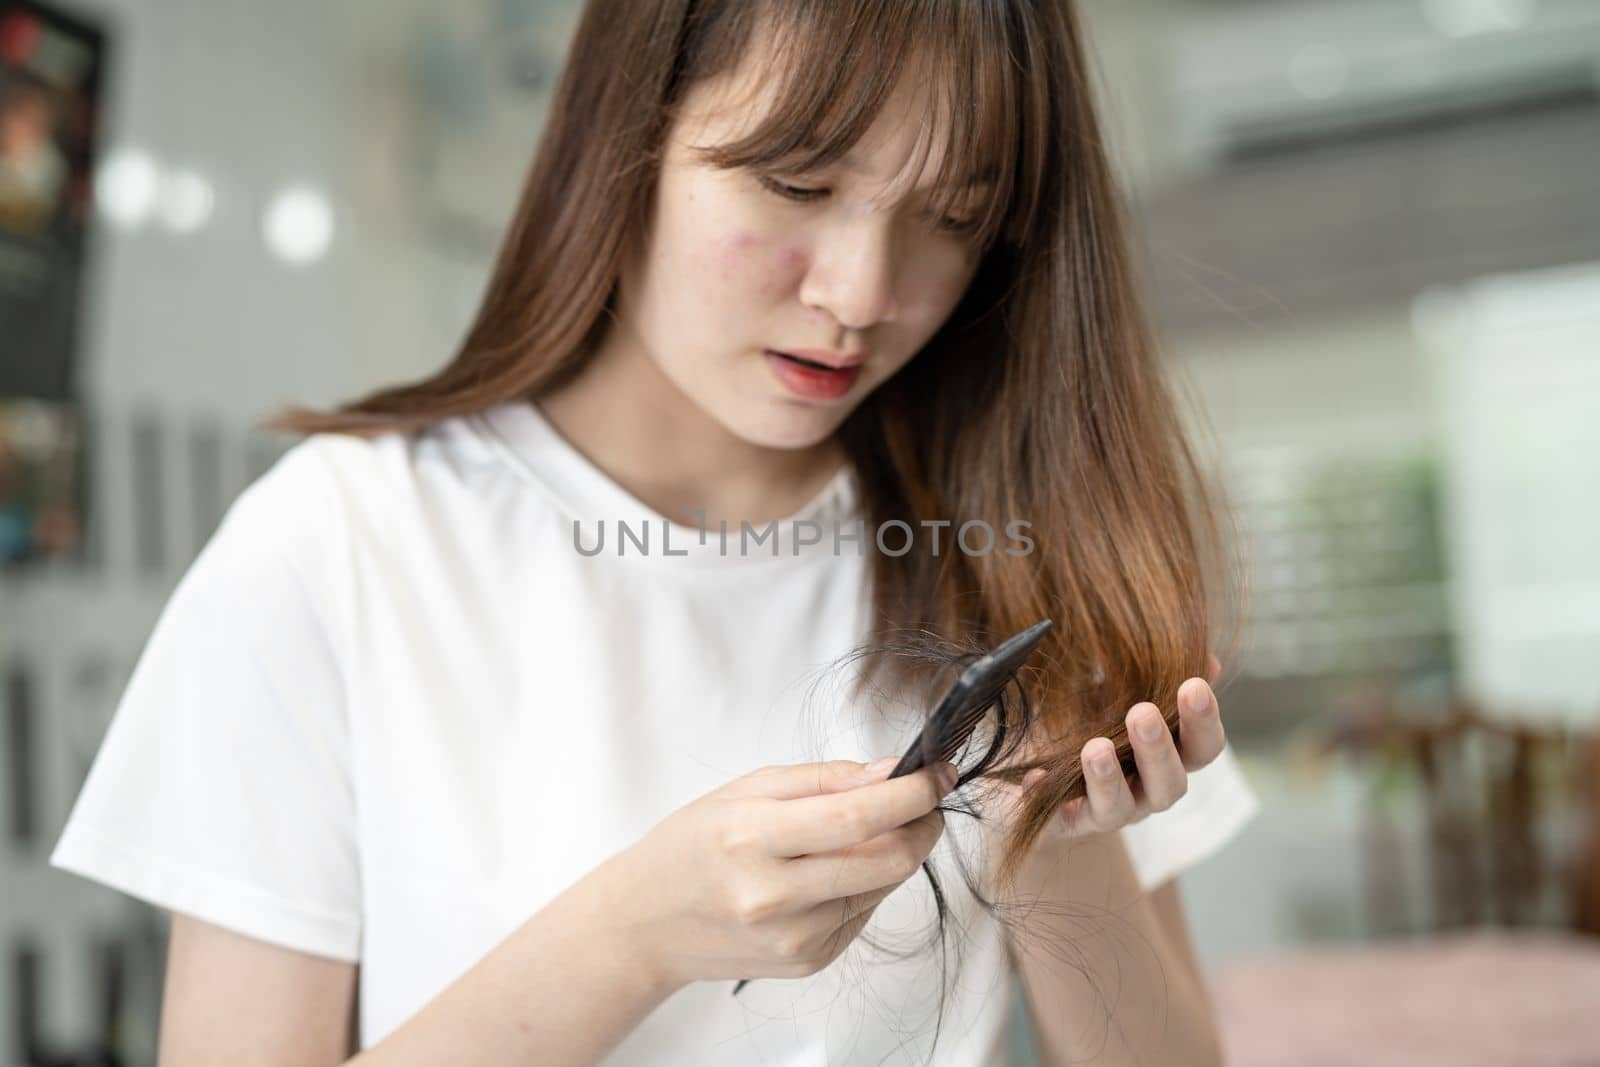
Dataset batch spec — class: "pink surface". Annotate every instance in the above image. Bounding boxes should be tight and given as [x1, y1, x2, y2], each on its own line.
[1210, 930, 1600, 1066]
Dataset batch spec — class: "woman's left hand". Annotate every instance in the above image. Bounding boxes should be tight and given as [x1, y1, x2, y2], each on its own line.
[990, 654, 1228, 842]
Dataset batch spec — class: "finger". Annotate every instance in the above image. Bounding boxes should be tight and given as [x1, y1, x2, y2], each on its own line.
[1127, 702, 1187, 812]
[1080, 737, 1137, 831]
[1176, 677, 1227, 772]
[728, 759, 893, 802]
[789, 805, 945, 901]
[772, 764, 954, 856]
[1053, 795, 1091, 834]
[1206, 653, 1223, 686]
[812, 883, 896, 964]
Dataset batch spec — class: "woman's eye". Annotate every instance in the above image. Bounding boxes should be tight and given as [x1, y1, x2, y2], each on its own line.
[756, 174, 828, 202]
[933, 214, 982, 238]
[755, 172, 980, 237]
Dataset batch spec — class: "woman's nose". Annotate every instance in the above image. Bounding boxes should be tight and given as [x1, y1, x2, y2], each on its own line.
[798, 219, 901, 330]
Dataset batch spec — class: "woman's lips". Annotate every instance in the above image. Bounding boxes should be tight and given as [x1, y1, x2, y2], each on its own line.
[764, 349, 863, 400]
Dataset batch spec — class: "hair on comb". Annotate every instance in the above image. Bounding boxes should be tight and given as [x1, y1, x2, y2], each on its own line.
[731, 619, 1053, 997]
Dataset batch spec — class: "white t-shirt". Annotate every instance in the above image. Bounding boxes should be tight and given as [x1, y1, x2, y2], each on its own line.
[51, 399, 1259, 1065]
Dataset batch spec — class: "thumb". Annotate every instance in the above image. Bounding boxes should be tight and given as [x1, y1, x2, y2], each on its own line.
[728, 758, 898, 801]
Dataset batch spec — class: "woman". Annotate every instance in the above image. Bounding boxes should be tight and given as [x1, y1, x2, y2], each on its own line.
[52, 1, 1258, 1064]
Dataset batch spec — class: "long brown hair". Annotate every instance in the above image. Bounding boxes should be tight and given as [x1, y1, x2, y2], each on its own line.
[264, 0, 1244, 893]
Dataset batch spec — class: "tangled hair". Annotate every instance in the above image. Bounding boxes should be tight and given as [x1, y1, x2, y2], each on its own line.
[794, 626, 1169, 1065]
[261, 0, 1246, 1053]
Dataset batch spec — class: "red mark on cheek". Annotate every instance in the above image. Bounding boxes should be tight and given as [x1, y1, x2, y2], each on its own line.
[712, 230, 806, 293]
[754, 242, 807, 294]
[774, 242, 805, 272]
[707, 229, 762, 284]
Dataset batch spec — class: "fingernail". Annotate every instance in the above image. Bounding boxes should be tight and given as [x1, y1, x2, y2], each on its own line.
[1090, 752, 1117, 778]
[1184, 685, 1211, 716]
[1137, 715, 1165, 743]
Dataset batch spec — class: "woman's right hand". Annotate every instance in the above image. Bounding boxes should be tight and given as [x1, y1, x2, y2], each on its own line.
[613, 757, 959, 989]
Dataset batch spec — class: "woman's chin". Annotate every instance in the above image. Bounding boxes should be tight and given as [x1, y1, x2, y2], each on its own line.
[727, 409, 846, 452]
[688, 389, 843, 452]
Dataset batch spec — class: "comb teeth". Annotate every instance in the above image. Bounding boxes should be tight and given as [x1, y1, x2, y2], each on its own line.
[934, 696, 999, 762]
[912, 619, 1052, 774]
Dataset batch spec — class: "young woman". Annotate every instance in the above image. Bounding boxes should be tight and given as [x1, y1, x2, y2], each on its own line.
[52, 1, 1259, 1064]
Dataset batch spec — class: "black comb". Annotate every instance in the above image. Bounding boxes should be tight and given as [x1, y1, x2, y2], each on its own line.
[731, 618, 1053, 997]
[886, 618, 1053, 778]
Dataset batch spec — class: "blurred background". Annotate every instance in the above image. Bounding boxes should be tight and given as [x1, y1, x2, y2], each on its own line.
[1, 0, 1597, 1063]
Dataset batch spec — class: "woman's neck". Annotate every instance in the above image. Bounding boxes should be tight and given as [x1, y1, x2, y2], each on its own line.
[533, 338, 848, 530]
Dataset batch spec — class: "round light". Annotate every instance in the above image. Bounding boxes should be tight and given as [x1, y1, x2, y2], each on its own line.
[157, 169, 215, 233]
[1288, 44, 1350, 101]
[95, 148, 160, 228]
[262, 185, 334, 265]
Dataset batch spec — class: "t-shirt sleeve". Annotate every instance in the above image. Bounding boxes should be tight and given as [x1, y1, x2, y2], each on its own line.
[49, 440, 362, 962]
[1119, 743, 1259, 891]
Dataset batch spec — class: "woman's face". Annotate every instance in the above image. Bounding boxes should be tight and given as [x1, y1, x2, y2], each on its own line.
[611, 51, 990, 452]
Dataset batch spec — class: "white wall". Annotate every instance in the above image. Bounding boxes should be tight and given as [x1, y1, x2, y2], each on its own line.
[73, 0, 358, 422]
[5, 0, 378, 1060]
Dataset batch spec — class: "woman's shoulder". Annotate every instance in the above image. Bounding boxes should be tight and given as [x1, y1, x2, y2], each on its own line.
[263, 411, 508, 529]
[196, 418, 491, 648]
[217, 424, 437, 583]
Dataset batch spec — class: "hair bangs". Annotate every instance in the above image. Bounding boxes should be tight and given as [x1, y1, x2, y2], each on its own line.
[685, 0, 1047, 252]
